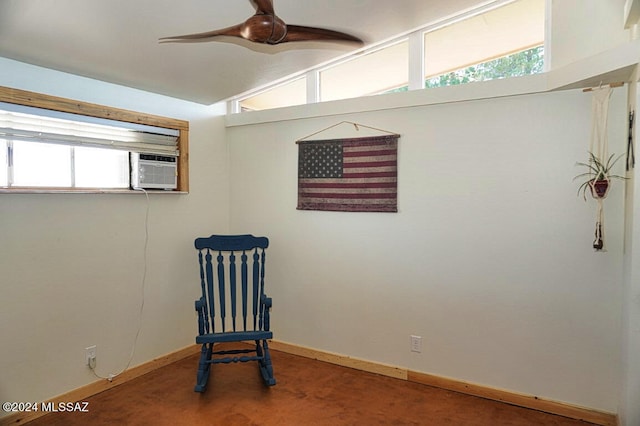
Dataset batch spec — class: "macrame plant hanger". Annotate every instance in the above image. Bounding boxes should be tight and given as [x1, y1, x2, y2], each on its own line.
[587, 84, 613, 251]
[628, 110, 635, 172]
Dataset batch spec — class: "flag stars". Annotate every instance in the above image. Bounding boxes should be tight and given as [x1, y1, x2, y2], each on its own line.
[298, 142, 343, 178]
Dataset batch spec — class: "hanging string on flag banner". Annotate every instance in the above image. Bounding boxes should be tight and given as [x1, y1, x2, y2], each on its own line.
[296, 121, 400, 143]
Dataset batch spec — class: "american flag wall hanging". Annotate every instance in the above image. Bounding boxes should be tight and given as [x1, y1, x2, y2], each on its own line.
[297, 134, 399, 213]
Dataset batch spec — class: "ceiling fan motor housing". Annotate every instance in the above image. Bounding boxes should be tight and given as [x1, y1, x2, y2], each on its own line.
[241, 15, 287, 44]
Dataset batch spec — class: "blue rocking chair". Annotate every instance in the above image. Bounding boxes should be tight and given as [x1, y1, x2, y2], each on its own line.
[193, 234, 276, 392]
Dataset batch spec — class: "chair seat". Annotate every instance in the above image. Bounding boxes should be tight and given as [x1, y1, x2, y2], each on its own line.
[196, 330, 273, 344]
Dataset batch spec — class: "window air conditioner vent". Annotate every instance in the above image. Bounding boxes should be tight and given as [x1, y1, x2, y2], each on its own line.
[131, 152, 177, 190]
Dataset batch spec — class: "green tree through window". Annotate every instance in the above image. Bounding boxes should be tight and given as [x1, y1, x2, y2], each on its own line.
[385, 45, 544, 94]
[425, 46, 544, 88]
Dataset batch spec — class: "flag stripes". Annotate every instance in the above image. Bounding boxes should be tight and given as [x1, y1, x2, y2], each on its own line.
[297, 135, 398, 212]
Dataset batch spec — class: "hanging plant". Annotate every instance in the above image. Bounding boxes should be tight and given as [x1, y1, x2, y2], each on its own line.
[573, 152, 626, 201]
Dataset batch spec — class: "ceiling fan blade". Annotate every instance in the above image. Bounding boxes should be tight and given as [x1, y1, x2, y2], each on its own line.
[283, 25, 363, 45]
[159, 24, 243, 43]
[251, 0, 275, 15]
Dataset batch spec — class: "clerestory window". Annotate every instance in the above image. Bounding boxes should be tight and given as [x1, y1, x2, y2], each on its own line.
[234, 0, 546, 112]
[423, 0, 545, 87]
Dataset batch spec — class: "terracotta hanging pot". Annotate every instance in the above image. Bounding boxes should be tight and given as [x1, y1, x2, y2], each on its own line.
[589, 179, 610, 199]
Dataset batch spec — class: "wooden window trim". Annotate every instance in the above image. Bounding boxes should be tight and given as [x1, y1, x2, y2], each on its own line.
[0, 85, 189, 192]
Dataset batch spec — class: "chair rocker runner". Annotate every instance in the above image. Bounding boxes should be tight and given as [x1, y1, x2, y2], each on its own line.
[193, 234, 276, 392]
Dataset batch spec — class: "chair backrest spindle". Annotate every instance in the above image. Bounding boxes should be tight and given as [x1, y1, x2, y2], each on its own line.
[252, 249, 260, 330]
[216, 252, 226, 332]
[241, 251, 249, 331]
[259, 249, 266, 330]
[229, 252, 237, 332]
[205, 250, 215, 333]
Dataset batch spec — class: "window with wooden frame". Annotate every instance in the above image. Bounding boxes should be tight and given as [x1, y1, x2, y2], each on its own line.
[0, 86, 189, 193]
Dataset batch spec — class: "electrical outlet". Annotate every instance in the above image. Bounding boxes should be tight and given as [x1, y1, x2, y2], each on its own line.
[410, 335, 422, 353]
[85, 345, 97, 368]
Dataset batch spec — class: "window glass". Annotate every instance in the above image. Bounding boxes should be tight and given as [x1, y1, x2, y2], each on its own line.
[425, 45, 544, 88]
[240, 77, 307, 112]
[320, 40, 409, 102]
[75, 147, 129, 188]
[12, 141, 71, 187]
[424, 0, 545, 80]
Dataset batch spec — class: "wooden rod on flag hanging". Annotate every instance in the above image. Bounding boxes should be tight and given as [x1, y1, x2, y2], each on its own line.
[582, 82, 624, 92]
[296, 121, 399, 143]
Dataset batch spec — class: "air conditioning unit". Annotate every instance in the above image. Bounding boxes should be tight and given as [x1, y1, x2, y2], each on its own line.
[131, 153, 177, 190]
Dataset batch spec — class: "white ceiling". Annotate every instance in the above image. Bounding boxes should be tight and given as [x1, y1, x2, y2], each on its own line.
[0, 0, 492, 105]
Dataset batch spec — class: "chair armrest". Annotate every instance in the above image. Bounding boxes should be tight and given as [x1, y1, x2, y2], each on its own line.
[195, 297, 208, 335]
[261, 294, 272, 331]
[261, 294, 272, 309]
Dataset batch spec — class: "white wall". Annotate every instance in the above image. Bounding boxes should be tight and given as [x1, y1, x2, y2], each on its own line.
[620, 78, 640, 426]
[0, 59, 230, 410]
[550, 0, 630, 70]
[556, 0, 640, 417]
[226, 85, 627, 412]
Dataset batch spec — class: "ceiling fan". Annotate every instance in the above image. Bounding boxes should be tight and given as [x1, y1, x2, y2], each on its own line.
[159, 0, 363, 46]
